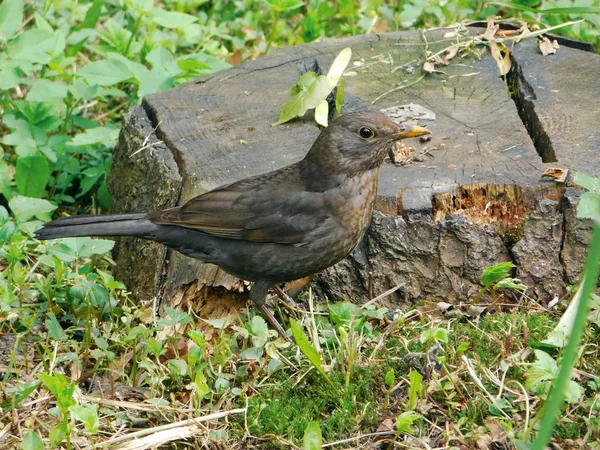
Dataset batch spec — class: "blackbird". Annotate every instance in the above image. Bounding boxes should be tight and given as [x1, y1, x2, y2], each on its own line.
[35, 110, 431, 336]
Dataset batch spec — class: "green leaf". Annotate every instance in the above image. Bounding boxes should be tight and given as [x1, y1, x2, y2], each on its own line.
[314, 100, 328, 127]
[9, 196, 56, 222]
[273, 72, 332, 125]
[239, 346, 264, 360]
[181, 53, 230, 74]
[408, 370, 423, 410]
[15, 156, 50, 198]
[265, 0, 304, 12]
[334, 79, 345, 119]
[395, 411, 420, 434]
[22, 431, 44, 450]
[150, 8, 198, 28]
[328, 302, 358, 325]
[146, 47, 181, 76]
[37, 373, 77, 417]
[326, 47, 351, 87]
[493, 278, 527, 292]
[165, 306, 192, 324]
[488, 2, 600, 14]
[303, 422, 322, 450]
[69, 404, 99, 434]
[0, 60, 25, 90]
[384, 368, 395, 388]
[202, 315, 232, 329]
[137, 68, 174, 99]
[1, 380, 41, 412]
[290, 319, 336, 390]
[525, 350, 557, 392]
[250, 315, 269, 347]
[82, 0, 103, 28]
[78, 238, 114, 257]
[49, 423, 68, 447]
[78, 60, 133, 86]
[26, 79, 69, 107]
[574, 172, 600, 193]
[577, 192, 600, 222]
[194, 371, 210, 400]
[481, 261, 515, 288]
[70, 126, 120, 147]
[6, 30, 57, 64]
[45, 313, 67, 341]
[0, 0, 24, 41]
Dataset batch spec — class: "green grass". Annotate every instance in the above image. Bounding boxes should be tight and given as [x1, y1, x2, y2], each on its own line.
[2, 0, 600, 448]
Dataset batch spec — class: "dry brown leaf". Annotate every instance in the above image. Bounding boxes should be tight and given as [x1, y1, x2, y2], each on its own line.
[227, 50, 243, 65]
[376, 418, 395, 433]
[538, 36, 560, 56]
[541, 167, 568, 183]
[373, 19, 388, 33]
[423, 61, 435, 73]
[241, 27, 257, 39]
[489, 41, 511, 76]
[480, 17, 499, 41]
[495, 29, 520, 37]
[442, 46, 460, 65]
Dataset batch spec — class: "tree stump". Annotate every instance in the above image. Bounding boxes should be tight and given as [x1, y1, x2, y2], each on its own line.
[109, 25, 599, 322]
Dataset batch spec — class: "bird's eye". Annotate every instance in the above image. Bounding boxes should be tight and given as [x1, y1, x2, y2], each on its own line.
[358, 127, 375, 139]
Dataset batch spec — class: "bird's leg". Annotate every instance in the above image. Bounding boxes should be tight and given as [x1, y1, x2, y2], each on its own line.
[273, 285, 299, 310]
[250, 280, 288, 339]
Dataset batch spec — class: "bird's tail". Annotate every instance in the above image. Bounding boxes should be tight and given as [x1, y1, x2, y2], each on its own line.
[35, 213, 155, 240]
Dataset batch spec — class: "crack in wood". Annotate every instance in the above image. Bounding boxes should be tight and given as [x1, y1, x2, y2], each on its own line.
[506, 57, 557, 163]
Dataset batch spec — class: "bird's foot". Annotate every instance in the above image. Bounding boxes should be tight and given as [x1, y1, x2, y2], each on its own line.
[255, 303, 293, 343]
[273, 285, 300, 310]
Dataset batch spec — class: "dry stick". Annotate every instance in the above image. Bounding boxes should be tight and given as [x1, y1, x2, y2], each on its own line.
[97, 408, 246, 447]
[461, 355, 512, 420]
[78, 394, 195, 413]
[322, 430, 397, 448]
[361, 284, 403, 309]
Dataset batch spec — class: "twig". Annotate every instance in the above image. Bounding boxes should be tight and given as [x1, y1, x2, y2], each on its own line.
[361, 284, 403, 309]
[371, 74, 426, 104]
[461, 355, 512, 420]
[322, 430, 396, 448]
[97, 408, 246, 447]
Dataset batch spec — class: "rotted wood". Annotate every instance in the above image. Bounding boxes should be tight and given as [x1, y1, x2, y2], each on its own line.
[109, 26, 599, 318]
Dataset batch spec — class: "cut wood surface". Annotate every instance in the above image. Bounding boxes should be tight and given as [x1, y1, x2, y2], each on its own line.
[109, 25, 599, 320]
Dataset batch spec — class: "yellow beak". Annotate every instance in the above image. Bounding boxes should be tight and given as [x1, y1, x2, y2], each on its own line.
[396, 125, 431, 139]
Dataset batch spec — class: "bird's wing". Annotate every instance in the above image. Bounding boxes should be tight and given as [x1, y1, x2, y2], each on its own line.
[147, 173, 333, 245]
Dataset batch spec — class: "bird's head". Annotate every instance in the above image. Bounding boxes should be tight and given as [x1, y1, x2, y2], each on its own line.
[305, 110, 431, 176]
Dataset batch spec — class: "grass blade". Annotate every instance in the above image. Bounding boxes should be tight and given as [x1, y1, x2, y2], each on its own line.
[532, 223, 600, 449]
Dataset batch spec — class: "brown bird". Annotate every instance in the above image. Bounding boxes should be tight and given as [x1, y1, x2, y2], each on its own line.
[35, 110, 431, 336]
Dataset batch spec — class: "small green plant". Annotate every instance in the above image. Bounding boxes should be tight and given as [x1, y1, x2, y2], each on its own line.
[383, 368, 395, 409]
[472, 261, 526, 304]
[274, 47, 351, 126]
[303, 421, 322, 450]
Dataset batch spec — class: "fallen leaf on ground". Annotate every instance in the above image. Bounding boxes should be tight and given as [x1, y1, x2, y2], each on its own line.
[448, 164, 457, 168]
[442, 46, 460, 64]
[423, 61, 435, 73]
[541, 167, 568, 182]
[538, 36, 560, 56]
[480, 17, 499, 41]
[490, 41, 511, 76]
[495, 29, 520, 37]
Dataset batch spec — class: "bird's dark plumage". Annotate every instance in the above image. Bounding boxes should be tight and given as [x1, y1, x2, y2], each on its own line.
[35, 110, 431, 336]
